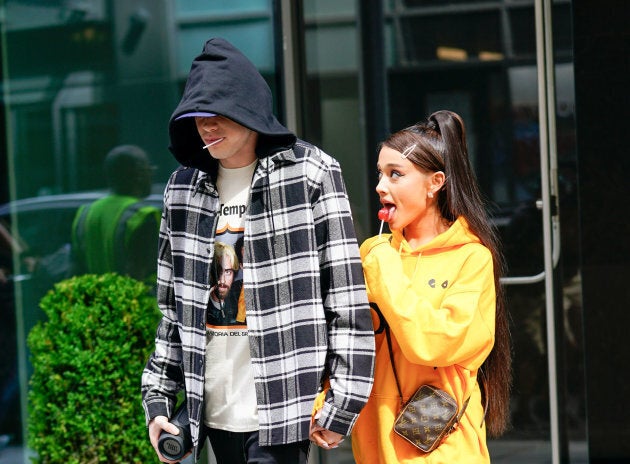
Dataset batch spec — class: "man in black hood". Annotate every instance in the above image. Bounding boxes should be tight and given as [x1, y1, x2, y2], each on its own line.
[142, 38, 374, 463]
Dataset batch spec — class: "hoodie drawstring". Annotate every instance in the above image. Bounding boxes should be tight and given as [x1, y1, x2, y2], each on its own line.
[262, 160, 277, 260]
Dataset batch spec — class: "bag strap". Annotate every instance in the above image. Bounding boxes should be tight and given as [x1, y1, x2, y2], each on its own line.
[382, 317, 405, 408]
[371, 302, 470, 421]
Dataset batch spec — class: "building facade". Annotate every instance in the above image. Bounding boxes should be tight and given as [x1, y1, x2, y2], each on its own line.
[0, 0, 627, 462]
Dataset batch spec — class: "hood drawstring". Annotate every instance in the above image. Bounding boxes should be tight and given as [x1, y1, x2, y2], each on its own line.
[261, 159, 277, 260]
[265, 168, 277, 238]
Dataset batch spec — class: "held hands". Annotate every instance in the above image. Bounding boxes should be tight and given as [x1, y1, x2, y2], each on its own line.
[309, 409, 345, 449]
[148, 416, 189, 463]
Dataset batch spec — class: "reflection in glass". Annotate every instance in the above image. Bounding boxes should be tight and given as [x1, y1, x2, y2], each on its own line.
[70, 145, 160, 283]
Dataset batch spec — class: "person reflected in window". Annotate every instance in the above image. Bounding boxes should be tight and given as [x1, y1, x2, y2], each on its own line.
[71, 144, 160, 283]
[351, 110, 512, 463]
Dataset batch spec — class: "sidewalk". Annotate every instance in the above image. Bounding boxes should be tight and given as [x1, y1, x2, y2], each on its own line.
[308, 439, 589, 464]
[0, 439, 589, 463]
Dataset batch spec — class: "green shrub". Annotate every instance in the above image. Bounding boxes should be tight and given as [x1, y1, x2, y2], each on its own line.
[27, 273, 161, 464]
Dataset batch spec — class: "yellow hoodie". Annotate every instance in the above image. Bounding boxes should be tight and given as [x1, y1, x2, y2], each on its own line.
[352, 217, 495, 464]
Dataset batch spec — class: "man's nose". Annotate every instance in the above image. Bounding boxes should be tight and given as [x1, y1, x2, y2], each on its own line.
[200, 117, 218, 131]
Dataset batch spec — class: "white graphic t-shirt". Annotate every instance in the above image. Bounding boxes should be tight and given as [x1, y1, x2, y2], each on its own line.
[204, 160, 258, 432]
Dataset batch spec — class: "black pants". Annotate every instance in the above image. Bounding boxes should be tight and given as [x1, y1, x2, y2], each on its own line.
[205, 427, 310, 464]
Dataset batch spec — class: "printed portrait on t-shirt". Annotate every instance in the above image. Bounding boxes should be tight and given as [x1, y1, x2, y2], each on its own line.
[205, 162, 252, 331]
[207, 240, 243, 326]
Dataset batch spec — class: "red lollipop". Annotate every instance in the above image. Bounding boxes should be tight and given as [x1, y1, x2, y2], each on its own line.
[378, 207, 389, 222]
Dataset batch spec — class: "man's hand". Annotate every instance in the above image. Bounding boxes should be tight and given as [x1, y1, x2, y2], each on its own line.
[309, 409, 345, 449]
[148, 416, 188, 463]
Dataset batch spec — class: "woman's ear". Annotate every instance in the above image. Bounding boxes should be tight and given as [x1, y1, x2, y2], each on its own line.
[431, 171, 446, 192]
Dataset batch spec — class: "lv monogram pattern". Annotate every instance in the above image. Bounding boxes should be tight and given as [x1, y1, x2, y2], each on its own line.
[394, 385, 459, 453]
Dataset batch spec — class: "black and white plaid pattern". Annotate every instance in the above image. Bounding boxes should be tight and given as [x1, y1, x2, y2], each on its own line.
[142, 141, 375, 456]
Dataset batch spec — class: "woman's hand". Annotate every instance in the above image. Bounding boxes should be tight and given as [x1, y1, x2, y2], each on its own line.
[363, 241, 404, 303]
[309, 409, 345, 449]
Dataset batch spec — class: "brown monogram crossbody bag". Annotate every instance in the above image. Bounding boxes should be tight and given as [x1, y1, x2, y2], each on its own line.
[377, 305, 469, 453]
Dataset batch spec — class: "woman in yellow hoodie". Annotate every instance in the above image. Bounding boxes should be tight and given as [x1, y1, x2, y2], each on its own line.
[351, 110, 511, 463]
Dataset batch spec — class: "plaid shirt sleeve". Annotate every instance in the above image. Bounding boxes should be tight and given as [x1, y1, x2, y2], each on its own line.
[141, 177, 183, 422]
[140, 167, 218, 455]
[307, 147, 376, 435]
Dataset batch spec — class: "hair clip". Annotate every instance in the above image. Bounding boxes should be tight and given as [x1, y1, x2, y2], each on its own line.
[400, 143, 417, 159]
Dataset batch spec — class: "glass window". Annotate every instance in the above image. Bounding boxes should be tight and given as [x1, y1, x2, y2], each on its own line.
[395, 12, 503, 63]
[0, 1, 278, 460]
[302, 1, 370, 239]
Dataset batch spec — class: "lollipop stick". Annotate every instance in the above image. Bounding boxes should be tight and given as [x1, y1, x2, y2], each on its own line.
[379, 220, 384, 236]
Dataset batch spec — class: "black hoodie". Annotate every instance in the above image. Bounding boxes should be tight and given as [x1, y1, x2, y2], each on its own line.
[168, 38, 296, 173]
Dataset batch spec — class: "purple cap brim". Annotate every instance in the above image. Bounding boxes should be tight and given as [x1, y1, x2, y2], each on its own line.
[175, 112, 217, 120]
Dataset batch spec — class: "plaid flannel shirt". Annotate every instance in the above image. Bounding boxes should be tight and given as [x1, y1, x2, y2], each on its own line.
[142, 141, 375, 457]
